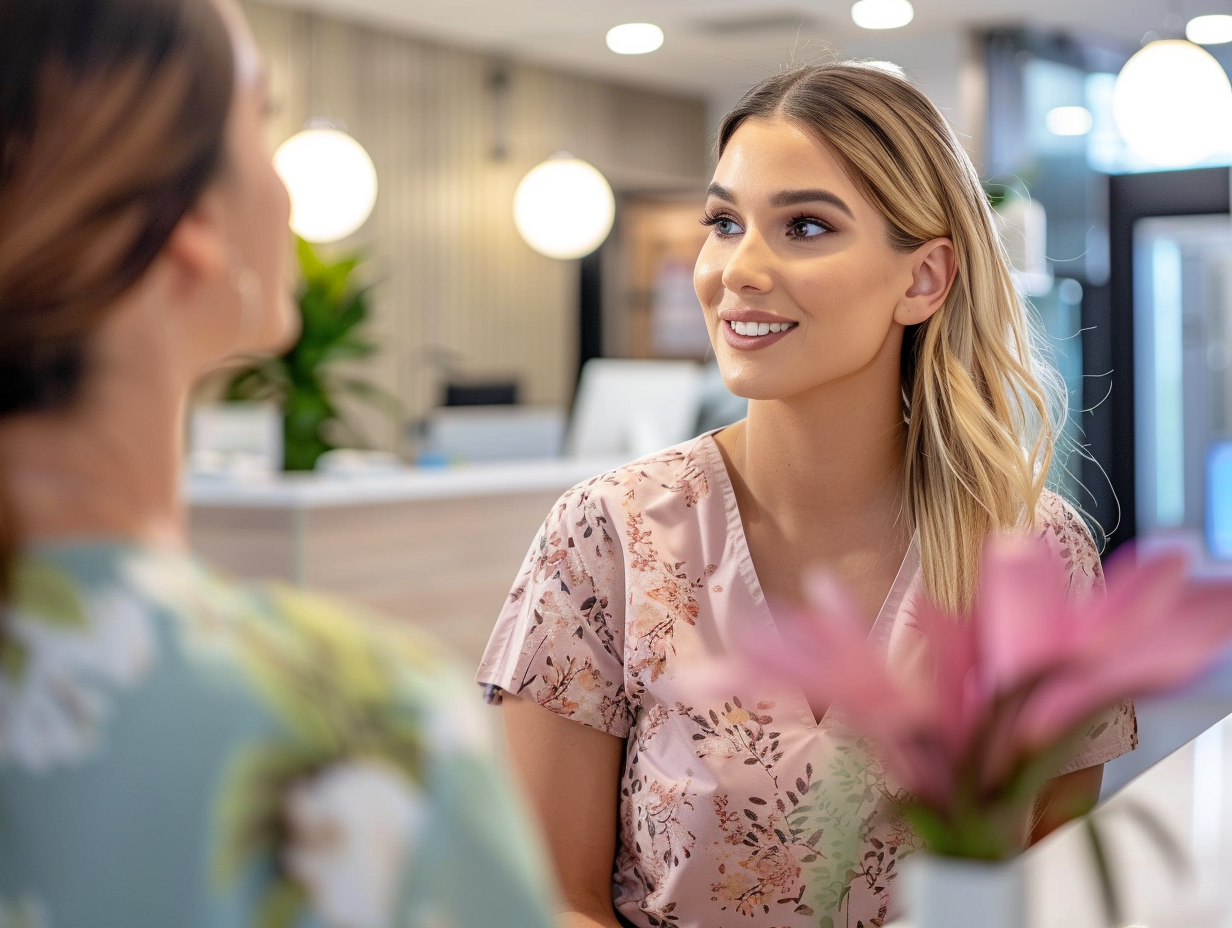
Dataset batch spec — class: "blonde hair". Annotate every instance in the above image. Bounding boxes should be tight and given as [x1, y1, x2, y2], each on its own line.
[718, 63, 1067, 614]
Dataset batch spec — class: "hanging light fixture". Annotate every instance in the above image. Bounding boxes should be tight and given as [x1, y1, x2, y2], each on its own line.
[274, 119, 378, 243]
[513, 154, 615, 260]
[1113, 38, 1232, 167]
[272, 14, 379, 244]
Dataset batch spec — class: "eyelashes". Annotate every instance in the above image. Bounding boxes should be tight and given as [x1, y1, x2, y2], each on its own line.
[699, 211, 834, 239]
[699, 211, 738, 235]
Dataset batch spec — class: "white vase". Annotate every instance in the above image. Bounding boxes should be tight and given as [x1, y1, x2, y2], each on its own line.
[904, 853, 1026, 928]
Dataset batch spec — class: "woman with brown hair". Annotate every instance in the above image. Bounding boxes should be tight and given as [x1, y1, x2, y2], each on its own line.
[0, 1, 557, 925]
[478, 62, 1138, 927]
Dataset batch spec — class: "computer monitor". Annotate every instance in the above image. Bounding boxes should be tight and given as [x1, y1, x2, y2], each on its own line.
[565, 359, 704, 459]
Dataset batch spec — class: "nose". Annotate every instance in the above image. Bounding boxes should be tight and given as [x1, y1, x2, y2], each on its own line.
[719, 228, 774, 294]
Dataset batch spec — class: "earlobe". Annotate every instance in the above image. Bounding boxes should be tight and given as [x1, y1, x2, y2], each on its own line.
[895, 237, 956, 325]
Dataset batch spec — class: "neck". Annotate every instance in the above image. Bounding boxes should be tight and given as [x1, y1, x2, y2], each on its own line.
[719, 349, 910, 537]
[0, 364, 189, 552]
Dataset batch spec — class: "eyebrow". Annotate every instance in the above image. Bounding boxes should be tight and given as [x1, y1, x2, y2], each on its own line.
[706, 183, 855, 219]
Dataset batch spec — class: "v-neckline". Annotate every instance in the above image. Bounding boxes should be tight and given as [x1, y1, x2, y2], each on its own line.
[697, 430, 919, 728]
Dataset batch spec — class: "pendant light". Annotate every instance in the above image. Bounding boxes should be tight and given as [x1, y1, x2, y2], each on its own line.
[513, 153, 615, 260]
[1113, 28, 1232, 167]
[272, 14, 378, 243]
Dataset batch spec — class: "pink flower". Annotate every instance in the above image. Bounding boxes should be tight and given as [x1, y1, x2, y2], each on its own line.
[740, 533, 1232, 859]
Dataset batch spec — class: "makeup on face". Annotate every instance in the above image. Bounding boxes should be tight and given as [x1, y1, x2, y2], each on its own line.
[693, 117, 914, 402]
[718, 309, 799, 350]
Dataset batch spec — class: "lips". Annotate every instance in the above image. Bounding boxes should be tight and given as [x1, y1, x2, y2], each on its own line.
[720, 317, 798, 350]
[728, 319, 794, 337]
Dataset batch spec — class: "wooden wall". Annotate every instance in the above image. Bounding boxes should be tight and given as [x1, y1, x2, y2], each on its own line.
[240, 1, 710, 450]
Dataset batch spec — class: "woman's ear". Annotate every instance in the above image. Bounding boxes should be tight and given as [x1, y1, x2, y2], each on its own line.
[158, 192, 229, 303]
[894, 237, 956, 325]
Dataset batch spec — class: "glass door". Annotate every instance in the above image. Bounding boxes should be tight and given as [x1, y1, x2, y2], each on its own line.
[1134, 215, 1232, 564]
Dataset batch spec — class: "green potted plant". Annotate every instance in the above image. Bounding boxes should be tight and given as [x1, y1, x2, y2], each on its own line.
[224, 238, 399, 471]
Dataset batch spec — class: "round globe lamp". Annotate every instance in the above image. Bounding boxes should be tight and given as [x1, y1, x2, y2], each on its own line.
[1113, 39, 1232, 167]
[513, 155, 615, 260]
[273, 125, 378, 243]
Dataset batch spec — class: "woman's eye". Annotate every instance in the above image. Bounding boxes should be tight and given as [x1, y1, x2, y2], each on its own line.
[789, 219, 828, 239]
[701, 213, 744, 236]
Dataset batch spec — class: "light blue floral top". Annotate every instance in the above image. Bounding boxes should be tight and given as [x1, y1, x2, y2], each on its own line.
[0, 542, 558, 928]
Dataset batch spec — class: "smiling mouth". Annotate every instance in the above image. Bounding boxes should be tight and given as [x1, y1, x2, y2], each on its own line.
[727, 320, 797, 337]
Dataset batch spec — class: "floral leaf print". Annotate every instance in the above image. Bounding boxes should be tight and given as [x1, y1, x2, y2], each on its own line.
[10, 561, 87, 629]
[794, 739, 921, 922]
[280, 759, 429, 928]
[121, 560, 438, 928]
[0, 897, 50, 928]
[255, 879, 306, 928]
[0, 568, 154, 772]
[624, 510, 707, 683]
[0, 644, 28, 687]
[149, 567, 427, 772]
[659, 456, 709, 508]
[678, 698, 782, 778]
[213, 741, 340, 889]
[639, 779, 696, 868]
[1037, 494, 1104, 596]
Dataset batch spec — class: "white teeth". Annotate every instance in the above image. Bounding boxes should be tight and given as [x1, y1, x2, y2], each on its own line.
[729, 320, 794, 337]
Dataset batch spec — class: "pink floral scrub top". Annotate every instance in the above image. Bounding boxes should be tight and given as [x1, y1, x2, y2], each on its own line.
[478, 431, 1138, 928]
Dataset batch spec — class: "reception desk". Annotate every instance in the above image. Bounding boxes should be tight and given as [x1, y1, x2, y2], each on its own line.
[187, 458, 620, 663]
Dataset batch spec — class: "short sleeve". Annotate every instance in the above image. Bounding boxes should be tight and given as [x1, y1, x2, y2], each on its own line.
[1037, 491, 1139, 774]
[476, 480, 634, 738]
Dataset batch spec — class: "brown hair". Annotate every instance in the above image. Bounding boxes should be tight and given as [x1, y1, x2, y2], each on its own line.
[718, 63, 1066, 613]
[0, 0, 235, 598]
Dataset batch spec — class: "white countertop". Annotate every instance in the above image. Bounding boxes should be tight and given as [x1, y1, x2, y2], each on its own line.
[186, 456, 625, 508]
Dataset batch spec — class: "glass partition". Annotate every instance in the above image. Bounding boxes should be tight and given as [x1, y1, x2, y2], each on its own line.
[1133, 214, 1232, 561]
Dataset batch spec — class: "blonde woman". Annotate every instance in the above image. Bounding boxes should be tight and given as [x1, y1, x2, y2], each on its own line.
[479, 63, 1137, 928]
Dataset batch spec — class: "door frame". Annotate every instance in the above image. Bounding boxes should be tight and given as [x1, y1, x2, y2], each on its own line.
[1089, 166, 1229, 552]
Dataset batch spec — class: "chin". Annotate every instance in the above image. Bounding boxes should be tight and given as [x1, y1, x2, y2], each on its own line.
[244, 295, 300, 356]
[718, 368, 796, 402]
[269, 296, 302, 353]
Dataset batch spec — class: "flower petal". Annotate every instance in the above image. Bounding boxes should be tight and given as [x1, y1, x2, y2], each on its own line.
[975, 533, 1071, 693]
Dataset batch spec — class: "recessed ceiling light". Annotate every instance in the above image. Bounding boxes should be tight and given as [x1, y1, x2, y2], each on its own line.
[851, 0, 914, 30]
[606, 23, 665, 55]
[1187, 14, 1232, 45]
[1045, 106, 1094, 136]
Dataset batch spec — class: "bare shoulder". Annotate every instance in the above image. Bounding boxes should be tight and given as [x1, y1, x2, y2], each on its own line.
[1034, 489, 1104, 595]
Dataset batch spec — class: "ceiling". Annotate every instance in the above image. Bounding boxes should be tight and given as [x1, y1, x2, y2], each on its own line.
[265, 0, 1183, 103]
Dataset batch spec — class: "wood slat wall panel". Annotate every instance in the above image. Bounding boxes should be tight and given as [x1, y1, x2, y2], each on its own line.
[240, 2, 708, 452]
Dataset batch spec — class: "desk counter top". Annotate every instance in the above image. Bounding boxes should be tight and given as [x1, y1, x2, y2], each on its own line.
[186, 456, 624, 509]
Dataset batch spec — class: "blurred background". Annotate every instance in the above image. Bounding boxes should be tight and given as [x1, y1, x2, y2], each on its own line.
[189, 0, 1232, 792]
